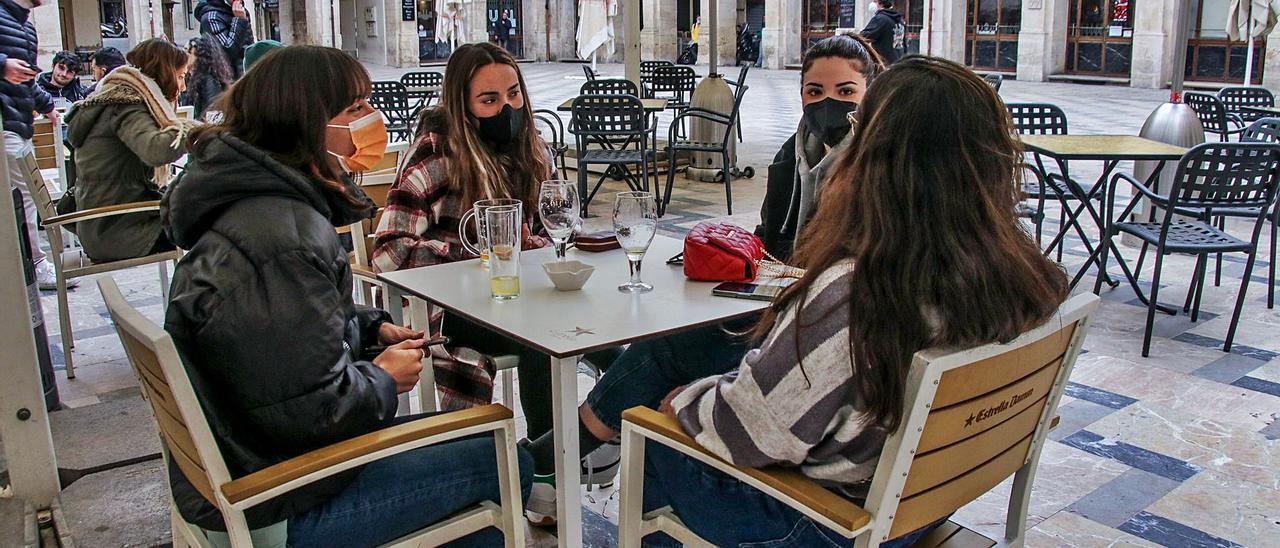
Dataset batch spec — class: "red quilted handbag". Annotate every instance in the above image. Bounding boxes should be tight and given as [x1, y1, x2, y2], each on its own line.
[683, 222, 765, 282]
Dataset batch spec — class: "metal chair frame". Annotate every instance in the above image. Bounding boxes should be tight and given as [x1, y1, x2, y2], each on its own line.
[1218, 86, 1275, 123]
[1007, 103, 1082, 257]
[399, 71, 443, 114]
[661, 81, 748, 216]
[1092, 142, 1280, 356]
[640, 60, 674, 98]
[1185, 91, 1246, 141]
[581, 78, 641, 96]
[583, 65, 597, 81]
[370, 81, 416, 142]
[572, 94, 654, 216]
[984, 73, 1004, 92]
[724, 64, 750, 143]
[533, 108, 569, 178]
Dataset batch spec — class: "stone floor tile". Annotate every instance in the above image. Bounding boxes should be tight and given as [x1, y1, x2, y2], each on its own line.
[1144, 471, 1280, 547]
[1025, 511, 1160, 548]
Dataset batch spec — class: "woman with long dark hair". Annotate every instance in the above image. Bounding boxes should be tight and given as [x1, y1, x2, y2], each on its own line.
[181, 35, 233, 119]
[162, 46, 530, 546]
[640, 56, 1071, 546]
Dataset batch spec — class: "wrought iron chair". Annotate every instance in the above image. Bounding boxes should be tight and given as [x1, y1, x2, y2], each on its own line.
[400, 70, 443, 114]
[572, 94, 653, 216]
[1218, 86, 1274, 123]
[640, 60, 673, 98]
[661, 82, 748, 216]
[984, 73, 1004, 92]
[370, 81, 415, 142]
[649, 65, 698, 111]
[1094, 142, 1280, 356]
[534, 108, 569, 178]
[583, 65, 597, 81]
[1007, 103, 1081, 255]
[1185, 91, 1246, 141]
[725, 64, 750, 142]
[618, 294, 1099, 548]
[98, 278, 526, 548]
[581, 78, 641, 96]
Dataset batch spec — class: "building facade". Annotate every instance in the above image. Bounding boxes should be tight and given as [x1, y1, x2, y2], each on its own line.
[37, 0, 1280, 94]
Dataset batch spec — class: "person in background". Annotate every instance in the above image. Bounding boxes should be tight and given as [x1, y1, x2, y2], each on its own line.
[1, 0, 63, 289]
[195, 0, 252, 77]
[181, 35, 233, 120]
[862, 0, 905, 64]
[758, 33, 883, 260]
[162, 45, 531, 546]
[37, 51, 88, 103]
[65, 39, 196, 263]
[85, 46, 126, 94]
[641, 55, 1070, 547]
[241, 38, 282, 72]
[493, 11, 512, 53]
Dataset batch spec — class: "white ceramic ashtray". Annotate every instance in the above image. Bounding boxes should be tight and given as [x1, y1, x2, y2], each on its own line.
[542, 260, 595, 291]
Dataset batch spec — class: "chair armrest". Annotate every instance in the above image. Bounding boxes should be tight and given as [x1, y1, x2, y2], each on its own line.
[681, 106, 732, 121]
[622, 407, 872, 535]
[1111, 172, 1168, 204]
[222, 404, 513, 507]
[42, 201, 161, 228]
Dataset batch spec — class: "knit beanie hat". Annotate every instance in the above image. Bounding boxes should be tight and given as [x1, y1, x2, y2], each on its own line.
[242, 40, 284, 72]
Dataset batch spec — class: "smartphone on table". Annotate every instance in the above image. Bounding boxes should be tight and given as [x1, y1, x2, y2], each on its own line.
[711, 279, 796, 301]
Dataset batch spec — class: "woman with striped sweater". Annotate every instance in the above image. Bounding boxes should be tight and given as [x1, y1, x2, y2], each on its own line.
[644, 56, 1071, 546]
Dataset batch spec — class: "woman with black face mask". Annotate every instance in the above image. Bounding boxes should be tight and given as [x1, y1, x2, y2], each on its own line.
[372, 42, 567, 437]
[756, 34, 885, 260]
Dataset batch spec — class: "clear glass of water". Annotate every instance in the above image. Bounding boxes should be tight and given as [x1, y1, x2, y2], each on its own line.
[613, 191, 657, 293]
[485, 204, 523, 300]
[538, 180, 580, 261]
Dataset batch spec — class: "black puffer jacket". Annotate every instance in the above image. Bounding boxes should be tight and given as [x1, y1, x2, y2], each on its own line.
[162, 132, 393, 531]
[0, 0, 53, 138]
[195, 0, 252, 76]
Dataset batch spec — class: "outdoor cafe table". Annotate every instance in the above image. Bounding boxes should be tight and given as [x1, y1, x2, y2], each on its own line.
[378, 235, 771, 547]
[556, 96, 670, 113]
[1020, 134, 1187, 287]
[1242, 105, 1280, 117]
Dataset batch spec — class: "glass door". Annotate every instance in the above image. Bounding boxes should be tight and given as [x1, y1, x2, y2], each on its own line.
[1066, 0, 1134, 76]
[487, 0, 524, 58]
[1186, 0, 1264, 83]
[965, 0, 1021, 72]
[802, 0, 842, 50]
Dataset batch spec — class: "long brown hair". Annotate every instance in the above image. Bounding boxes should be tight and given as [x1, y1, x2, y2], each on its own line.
[416, 42, 550, 212]
[758, 56, 1069, 430]
[189, 45, 370, 206]
[127, 38, 190, 102]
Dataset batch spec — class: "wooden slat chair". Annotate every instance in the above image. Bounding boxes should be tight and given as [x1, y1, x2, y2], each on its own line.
[617, 293, 1100, 548]
[22, 152, 182, 379]
[98, 277, 527, 548]
[32, 116, 67, 189]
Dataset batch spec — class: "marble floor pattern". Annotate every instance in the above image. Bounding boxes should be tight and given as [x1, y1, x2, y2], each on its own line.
[16, 62, 1280, 547]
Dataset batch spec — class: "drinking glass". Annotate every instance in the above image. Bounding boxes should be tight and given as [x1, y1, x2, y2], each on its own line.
[613, 191, 658, 293]
[538, 180, 580, 261]
[485, 205, 522, 300]
[460, 198, 521, 267]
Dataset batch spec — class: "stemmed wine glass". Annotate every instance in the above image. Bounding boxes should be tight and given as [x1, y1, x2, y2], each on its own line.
[538, 180, 580, 260]
[613, 191, 658, 293]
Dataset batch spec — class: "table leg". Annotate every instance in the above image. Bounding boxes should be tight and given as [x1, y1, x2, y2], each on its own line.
[551, 355, 583, 547]
[383, 285, 413, 414]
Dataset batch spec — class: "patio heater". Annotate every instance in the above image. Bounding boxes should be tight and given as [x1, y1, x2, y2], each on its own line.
[686, 0, 736, 182]
[1130, 0, 1204, 241]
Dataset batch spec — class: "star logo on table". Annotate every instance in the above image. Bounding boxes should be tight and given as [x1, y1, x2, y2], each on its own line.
[965, 413, 976, 428]
[568, 327, 596, 337]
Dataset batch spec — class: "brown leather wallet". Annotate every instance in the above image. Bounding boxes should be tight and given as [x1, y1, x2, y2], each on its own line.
[574, 231, 621, 252]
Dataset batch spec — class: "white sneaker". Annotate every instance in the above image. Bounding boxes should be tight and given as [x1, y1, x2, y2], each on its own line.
[36, 262, 76, 291]
[525, 440, 623, 526]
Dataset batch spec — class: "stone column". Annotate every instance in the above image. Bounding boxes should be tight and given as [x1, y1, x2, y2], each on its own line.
[926, 0, 966, 63]
[30, 1, 64, 67]
[1129, 0, 1174, 88]
[306, 0, 337, 46]
[760, 0, 798, 68]
[69, 0, 104, 48]
[640, 0, 677, 61]
[124, 0, 159, 47]
[697, 0, 735, 67]
[523, 0, 549, 60]
[1016, 0, 1068, 81]
[383, 0, 419, 66]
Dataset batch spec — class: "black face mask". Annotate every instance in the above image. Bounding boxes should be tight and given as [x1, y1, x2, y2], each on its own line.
[802, 98, 858, 147]
[477, 104, 526, 149]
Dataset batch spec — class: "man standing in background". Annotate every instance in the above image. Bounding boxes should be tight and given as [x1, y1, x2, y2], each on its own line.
[0, 0, 67, 289]
[493, 11, 513, 53]
[862, 0, 905, 64]
[196, 0, 253, 77]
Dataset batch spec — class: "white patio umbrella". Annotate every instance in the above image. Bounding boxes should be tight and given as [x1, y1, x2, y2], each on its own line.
[437, 0, 468, 50]
[1226, 0, 1278, 84]
[577, 0, 618, 70]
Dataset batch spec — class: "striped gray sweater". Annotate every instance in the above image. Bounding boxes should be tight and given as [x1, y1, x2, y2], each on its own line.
[673, 260, 889, 496]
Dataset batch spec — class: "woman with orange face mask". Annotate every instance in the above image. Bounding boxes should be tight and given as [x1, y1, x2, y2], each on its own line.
[161, 46, 532, 546]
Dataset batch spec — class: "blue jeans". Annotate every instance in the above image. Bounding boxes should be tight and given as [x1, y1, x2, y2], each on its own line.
[586, 322, 754, 432]
[642, 443, 944, 547]
[285, 414, 533, 548]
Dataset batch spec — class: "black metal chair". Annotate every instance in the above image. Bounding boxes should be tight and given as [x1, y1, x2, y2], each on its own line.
[661, 81, 748, 217]
[581, 78, 640, 96]
[1007, 103, 1080, 254]
[1218, 86, 1275, 123]
[583, 65, 597, 81]
[400, 71, 443, 114]
[1185, 91, 1246, 141]
[640, 60, 673, 97]
[534, 108, 569, 178]
[725, 64, 750, 142]
[572, 94, 653, 216]
[649, 65, 698, 111]
[370, 81, 415, 142]
[984, 73, 1004, 92]
[1094, 142, 1280, 356]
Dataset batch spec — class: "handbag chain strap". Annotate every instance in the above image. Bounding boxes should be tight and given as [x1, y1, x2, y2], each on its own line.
[757, 249, 805, 279]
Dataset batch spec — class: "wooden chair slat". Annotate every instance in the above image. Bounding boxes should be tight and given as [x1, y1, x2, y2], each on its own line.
[31, 132, 54, 147]
[890, 434, 1034, 538]
[904, 394, 1047, 497]
[917, 357, 1062, 453]
[168, 429, 218, 504]
[933, 323, 1074, 409]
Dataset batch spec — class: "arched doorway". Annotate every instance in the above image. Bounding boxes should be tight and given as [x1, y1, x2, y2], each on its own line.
[965, 0, 1021, 73]
[1065, 0, 1133, 76]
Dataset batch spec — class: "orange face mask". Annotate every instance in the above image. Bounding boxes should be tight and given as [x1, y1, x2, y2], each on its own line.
[327, 110, 389, 173]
